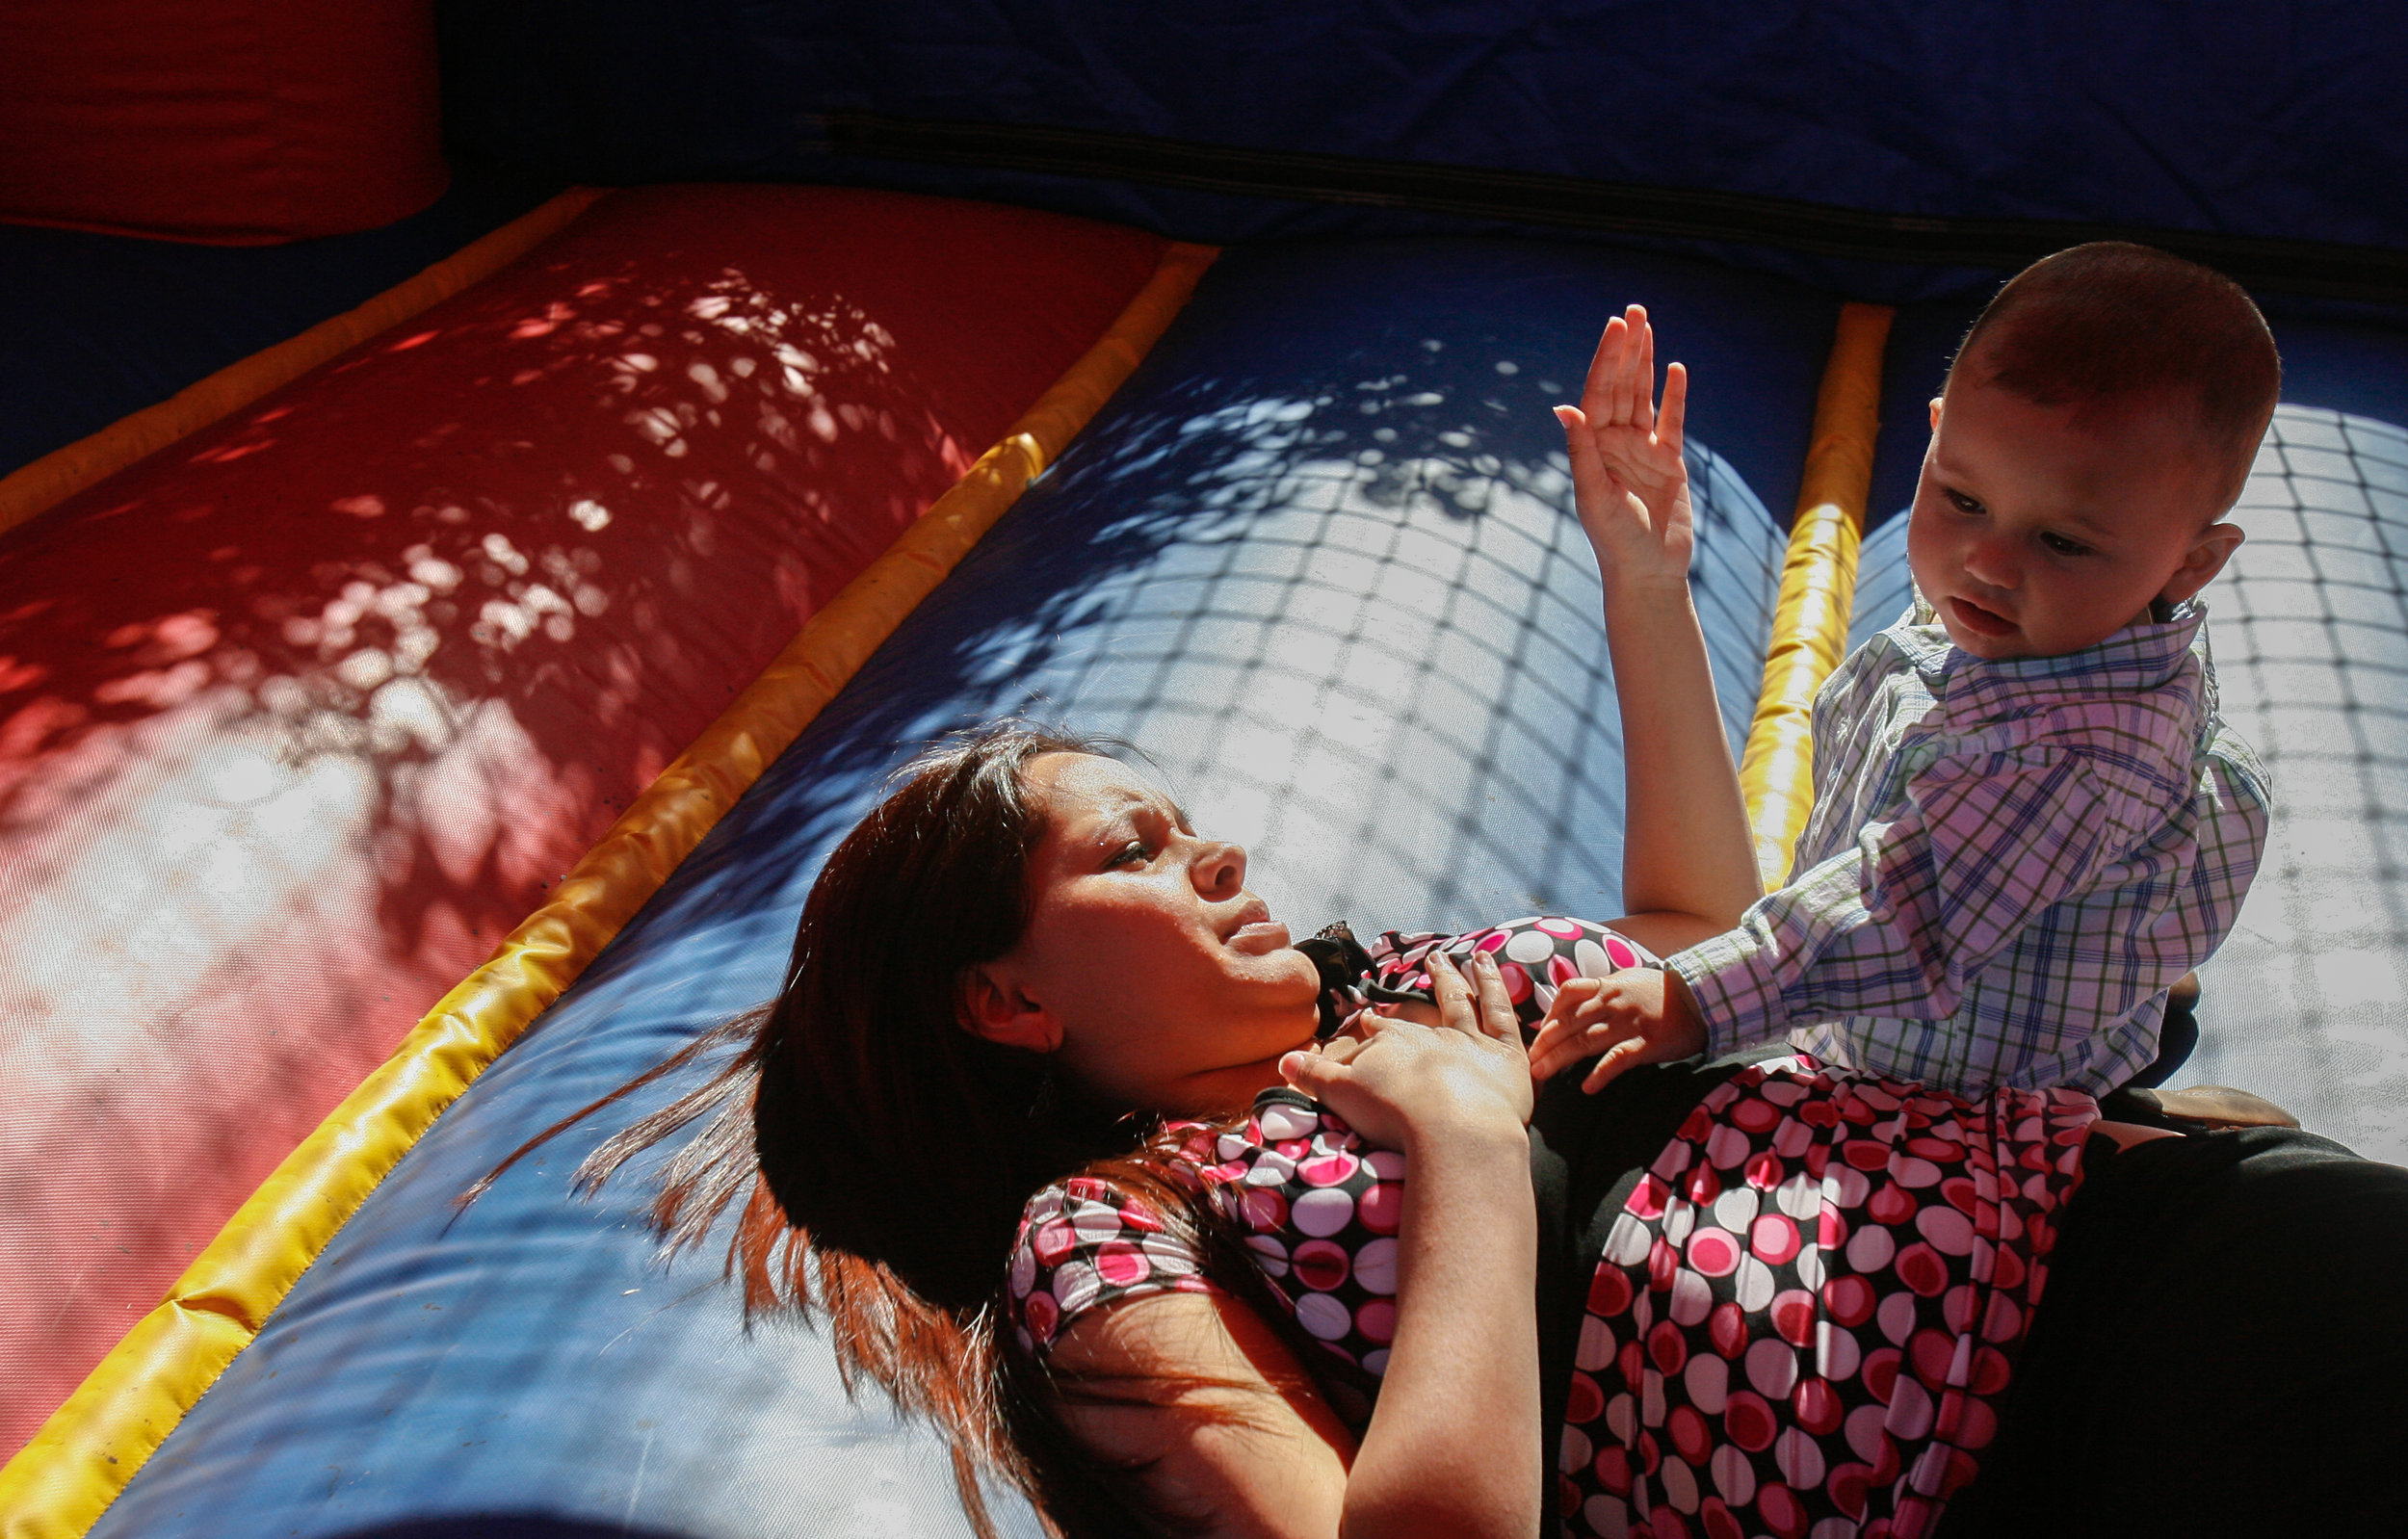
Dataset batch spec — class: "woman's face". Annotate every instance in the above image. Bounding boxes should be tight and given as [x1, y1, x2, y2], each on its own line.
[975, 752, 1322, 1117]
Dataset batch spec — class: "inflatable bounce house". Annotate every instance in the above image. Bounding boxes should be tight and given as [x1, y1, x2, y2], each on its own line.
[1, 3, 2402, 1534]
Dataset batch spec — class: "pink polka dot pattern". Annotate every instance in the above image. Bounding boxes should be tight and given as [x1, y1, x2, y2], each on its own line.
[1007, 1169, 1217, 1361]
[1361, 918, 1663, 1030]
[1006, 1089, 1402, 1430]
[1557, 1056, 2098, 1538]
[1011, 918, 1669, 1432]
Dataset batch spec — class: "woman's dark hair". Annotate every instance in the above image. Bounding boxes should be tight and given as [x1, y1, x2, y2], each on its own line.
[473, 721, 1295, 1537]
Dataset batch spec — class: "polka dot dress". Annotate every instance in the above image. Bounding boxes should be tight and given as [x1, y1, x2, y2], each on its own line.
[1009, 916, 1658, 1426]
[1328, 914, 1662, 1034]
[1560, 1058, 2096, 1539]
[1005, 916, 2100, 1538]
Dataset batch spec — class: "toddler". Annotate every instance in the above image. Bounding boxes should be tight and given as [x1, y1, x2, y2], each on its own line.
[1531, 243, 2275, 1095]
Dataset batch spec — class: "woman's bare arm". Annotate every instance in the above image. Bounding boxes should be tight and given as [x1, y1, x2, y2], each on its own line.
[1600, 581, 1761, 930]
[1047, 1291, 1356, 1539]
[1557, 307, 1763, 933]
[1341, 1112, 1540, 1537]
[1043, 955, 1544, 1539]
[1045, 1123, 1540, 1539]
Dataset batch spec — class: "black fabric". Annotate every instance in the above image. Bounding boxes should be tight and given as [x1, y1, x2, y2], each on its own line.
[1528, 1050, 1772, 1535]
[1933, 1126, 2408, 1537]
[2120, 985, 2200, 1090]
[1295, 922, 1375, 1040]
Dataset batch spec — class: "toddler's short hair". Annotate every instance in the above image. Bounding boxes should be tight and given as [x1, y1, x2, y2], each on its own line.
[1950, 243, 2281, 507]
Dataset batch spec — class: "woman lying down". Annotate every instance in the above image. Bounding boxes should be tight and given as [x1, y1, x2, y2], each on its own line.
[481, 724, 2404, 1539]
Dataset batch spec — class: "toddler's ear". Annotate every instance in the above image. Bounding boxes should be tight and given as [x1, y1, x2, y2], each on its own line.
[2159, 521, 2246, 606]
[1927, 396, 1944, 430]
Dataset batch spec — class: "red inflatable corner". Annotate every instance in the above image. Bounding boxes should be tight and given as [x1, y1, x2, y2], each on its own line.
[0, 0, 447, 244]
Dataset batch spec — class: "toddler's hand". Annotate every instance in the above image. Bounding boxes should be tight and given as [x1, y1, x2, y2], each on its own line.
[1526, 965, 1707, 1093]
[1553, 304, 1693, 595]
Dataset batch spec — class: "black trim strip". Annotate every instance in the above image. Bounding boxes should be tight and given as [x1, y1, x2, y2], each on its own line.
[811, 112, 2408, 303]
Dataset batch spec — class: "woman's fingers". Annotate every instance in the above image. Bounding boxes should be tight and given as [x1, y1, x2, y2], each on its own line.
[1279, 1047, 1337, 1095]
[1318, 1033, 1367, 1065]
[1575, 304, 1680, 442]
[1658, 360, 1688, 456]
[1580, 319, 1620, 422]
[1426, 951, 1479, 1036]
[1472, 953, 1518, 1040]
[1554, 404, 1612, 509]
[1609, 306, 1644, 424]
[1635, 315, 1656, 434]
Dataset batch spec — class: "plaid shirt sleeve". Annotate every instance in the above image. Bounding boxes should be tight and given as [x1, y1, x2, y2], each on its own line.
[1668, 744, 2181, 1060]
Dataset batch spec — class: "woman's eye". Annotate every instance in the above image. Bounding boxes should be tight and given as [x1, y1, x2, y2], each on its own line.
[2039, 532, 2090, 557]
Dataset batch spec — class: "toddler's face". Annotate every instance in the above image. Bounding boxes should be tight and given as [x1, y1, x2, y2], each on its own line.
[1906, 373, 2244, 661]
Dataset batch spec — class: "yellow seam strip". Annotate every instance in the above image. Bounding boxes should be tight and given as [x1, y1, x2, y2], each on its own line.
[0, 187, 609, 541]
[0, 240, 1220, 1539]
[1735, 301, 1894, 888]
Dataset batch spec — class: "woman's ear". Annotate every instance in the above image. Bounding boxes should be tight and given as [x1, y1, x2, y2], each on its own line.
[2159, 520, 2246, 606]
[957, 962, 1061, 1053]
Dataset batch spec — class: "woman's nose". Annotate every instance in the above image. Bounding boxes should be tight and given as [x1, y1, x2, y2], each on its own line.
[1195, 840, 1245, 896]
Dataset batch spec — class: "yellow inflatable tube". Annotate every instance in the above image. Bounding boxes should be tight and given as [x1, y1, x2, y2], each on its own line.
[1736, 301, 1893, 887]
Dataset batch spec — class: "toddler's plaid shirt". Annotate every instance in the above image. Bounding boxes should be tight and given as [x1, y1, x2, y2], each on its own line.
[1668, 594, 2270, 1094]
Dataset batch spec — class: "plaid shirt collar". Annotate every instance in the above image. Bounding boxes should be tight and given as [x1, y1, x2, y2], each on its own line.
[1883, 591, 2210, 731]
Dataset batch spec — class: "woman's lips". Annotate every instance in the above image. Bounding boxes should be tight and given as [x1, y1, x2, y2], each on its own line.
[1227, 921, 1293, 954]
[1948, 595, 2018, 638]
[1224, 902, 1292, 952]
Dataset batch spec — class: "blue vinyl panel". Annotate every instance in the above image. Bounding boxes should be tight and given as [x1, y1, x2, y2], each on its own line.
[92, 236, 1828, 1538]
[2187, 330, 2408, 1163]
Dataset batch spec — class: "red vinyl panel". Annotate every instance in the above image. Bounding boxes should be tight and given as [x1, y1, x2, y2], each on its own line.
[0, 183, 1165, 1453]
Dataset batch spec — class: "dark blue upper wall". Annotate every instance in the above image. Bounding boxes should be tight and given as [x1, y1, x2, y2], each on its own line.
[439, 1, 2408, 304]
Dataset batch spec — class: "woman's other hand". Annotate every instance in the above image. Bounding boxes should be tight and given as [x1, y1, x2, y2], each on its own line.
[1527, 965, 1708, 1092]
[1280, 952, 1532, 1149]
[1553, 303, 1693, 597]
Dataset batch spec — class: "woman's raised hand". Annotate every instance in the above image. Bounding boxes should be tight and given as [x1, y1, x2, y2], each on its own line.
[1553, 304, 1693, 594]
[1280, 952, 1533, 1151]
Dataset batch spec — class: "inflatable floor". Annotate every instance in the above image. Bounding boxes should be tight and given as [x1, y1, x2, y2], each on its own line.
[60, 230, 1843, 1538]
[9, 174, 2408, 1539]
